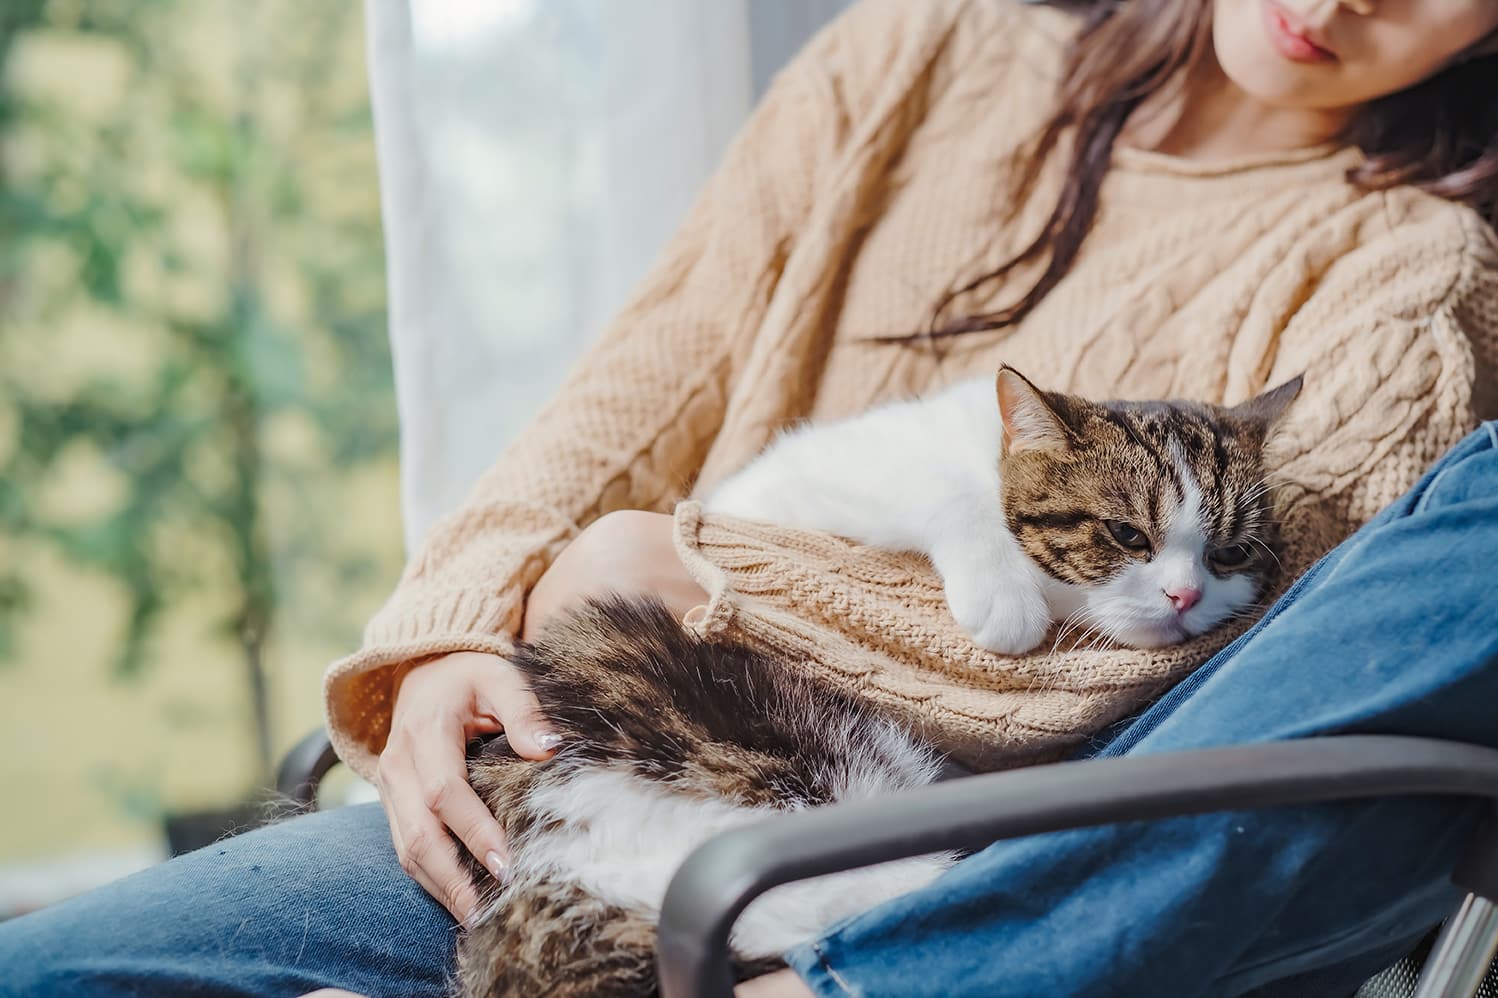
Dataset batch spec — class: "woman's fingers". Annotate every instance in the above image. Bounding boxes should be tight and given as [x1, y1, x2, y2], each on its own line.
[376, 651, 557, 920]
[409, 730, 514, 886]
[473, 661, 560, 762]
[381, 766, 483, 923]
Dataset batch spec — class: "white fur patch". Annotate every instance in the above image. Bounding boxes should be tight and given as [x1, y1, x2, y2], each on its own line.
[505, 741, 951, 958]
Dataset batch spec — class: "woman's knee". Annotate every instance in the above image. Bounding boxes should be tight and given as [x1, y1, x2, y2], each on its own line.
[0, 804, 453, 997]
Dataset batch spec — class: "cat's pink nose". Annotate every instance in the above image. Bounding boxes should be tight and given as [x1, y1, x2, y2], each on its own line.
[1166, 587, 1202, 613]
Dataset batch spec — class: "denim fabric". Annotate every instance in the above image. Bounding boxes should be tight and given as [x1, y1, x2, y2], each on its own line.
[3, 425, 1496, 998]
[0, 803, 457, 998]
[786, 422, 1498, 997]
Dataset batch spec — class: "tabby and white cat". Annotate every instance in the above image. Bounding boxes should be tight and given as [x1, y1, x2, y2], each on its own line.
[454, 366, 1301, 997]
[709, 366, 1300, 653]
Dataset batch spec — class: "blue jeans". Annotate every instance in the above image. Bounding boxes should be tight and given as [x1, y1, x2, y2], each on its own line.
[787, 422, 1498, 997]
[4, 424, 1497, 998]
[0, 803, 458, 997]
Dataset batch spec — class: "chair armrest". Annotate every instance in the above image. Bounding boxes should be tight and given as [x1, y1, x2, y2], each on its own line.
[656, 735, 1498, 998]
[275, 727, 342, 809]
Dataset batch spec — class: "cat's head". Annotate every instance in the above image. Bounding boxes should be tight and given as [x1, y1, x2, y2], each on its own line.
[996, 366, 1302, 649]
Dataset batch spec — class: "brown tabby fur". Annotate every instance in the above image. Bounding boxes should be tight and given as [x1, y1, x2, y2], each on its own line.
[454, 599, 924, 997]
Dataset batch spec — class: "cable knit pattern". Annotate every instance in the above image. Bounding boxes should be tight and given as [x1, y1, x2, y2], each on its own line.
[325, 0, 1498, 780]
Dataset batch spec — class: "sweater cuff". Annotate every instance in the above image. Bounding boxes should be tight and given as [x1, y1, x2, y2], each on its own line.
[321, 589, 520, 783]
[671, 500, 739, 638]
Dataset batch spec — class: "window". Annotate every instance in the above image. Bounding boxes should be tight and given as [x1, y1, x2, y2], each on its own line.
[0, 0, 398, 912]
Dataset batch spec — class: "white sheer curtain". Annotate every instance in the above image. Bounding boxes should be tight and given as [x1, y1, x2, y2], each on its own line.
[365, 0, 851, 552]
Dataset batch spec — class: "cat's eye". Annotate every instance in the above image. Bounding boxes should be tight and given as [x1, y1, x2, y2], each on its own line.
[1210, 543, 1253, 569]
[1105, 520, 1151, 552]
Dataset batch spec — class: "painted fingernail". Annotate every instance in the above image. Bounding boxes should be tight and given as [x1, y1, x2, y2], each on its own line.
[485, 850, 511, 885]
[536, 732, 563, 752]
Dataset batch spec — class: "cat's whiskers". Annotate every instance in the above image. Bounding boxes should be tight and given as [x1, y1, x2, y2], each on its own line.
[1083, 629, 1116, 654]
[1059, 594, 1131, 653]
[1221, 599, 1269, 624]
[1065, 622, 1111, 655]
[1261, 471, 1302, 508]
[1050, 605, 1098, 653]
[1075, 596, 1136, 651]
[1246, 535, 1283, 573]
[1241, 477, 1278, 504]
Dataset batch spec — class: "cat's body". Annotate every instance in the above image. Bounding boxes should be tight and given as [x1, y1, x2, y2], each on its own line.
[454, 368, 1300, 997]
[457, 598, 954, 997]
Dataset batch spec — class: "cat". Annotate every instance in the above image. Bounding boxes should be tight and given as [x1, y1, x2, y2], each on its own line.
[706, 365, 1301, 654]
[453, 366, 1301, 997]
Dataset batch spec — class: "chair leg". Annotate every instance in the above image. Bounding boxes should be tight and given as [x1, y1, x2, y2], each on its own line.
[1412, 894, 1498, 998]
[1414, 810, 1498, 998]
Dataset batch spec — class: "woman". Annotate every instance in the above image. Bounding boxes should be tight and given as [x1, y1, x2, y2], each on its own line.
[4, 0, 1497, 995]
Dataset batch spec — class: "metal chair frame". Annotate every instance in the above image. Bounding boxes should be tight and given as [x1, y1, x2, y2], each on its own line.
[278, 731, 1498, 998]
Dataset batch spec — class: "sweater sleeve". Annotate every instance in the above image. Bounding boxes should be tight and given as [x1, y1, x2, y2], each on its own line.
[322, 7, 880, 780]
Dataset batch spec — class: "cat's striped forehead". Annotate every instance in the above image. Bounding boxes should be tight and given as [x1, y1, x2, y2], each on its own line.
[1095, 400, 1273, 543]
[1002, 395, 1279, 588]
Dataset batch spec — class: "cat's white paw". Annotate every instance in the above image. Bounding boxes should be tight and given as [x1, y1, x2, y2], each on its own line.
[944, 575, 1051, 656]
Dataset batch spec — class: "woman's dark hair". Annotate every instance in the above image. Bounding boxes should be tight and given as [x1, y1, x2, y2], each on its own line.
[915, 0, 1498, 342]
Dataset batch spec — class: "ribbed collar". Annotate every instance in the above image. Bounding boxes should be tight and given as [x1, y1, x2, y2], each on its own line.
[1111, 141, 1362, 180]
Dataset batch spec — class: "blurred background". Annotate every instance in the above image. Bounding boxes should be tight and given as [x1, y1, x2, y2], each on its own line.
[0, 0, 849, 919]
[0, 0, 398, 914]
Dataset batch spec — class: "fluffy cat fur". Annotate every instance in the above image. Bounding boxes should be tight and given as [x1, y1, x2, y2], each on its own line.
[457, 599, 953, 997]
[454, 367, 1300, 997]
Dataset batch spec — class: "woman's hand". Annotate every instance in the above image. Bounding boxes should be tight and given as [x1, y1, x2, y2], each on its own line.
[380, 510, 704, 922]
[377, 650, 556, 923]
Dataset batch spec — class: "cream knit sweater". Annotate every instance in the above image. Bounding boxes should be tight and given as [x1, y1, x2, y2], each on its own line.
[326, 0, 1498, 779]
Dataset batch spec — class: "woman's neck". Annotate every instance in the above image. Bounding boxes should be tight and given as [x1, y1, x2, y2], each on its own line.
[1123, 56, 1353, 162]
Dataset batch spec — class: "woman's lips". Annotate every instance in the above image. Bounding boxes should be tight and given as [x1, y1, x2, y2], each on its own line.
[1262, 2, 1337, 64]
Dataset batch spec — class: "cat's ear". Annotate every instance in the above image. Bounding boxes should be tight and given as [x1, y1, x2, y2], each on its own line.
[996, 366, 1071, 455]
[1230, 374, 1303, 430]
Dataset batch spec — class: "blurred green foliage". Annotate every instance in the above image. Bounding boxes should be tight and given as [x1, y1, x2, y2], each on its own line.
[0, 0, 398, 780]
